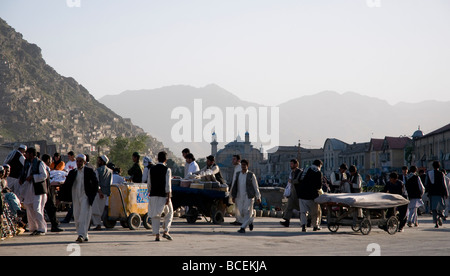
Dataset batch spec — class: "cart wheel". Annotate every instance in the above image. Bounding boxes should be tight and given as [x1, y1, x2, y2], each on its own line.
[128, 213, 142, 230]
[186, 207, 199, 224]
[142, 213, 152, 230]
[212, 210, 224, 225]
[360, 218, 371, 235]
[386, 216, 399, 235]
[327, 223, 339, 233]
[351, 222, 361, 232]
[103, 218, 117, 229]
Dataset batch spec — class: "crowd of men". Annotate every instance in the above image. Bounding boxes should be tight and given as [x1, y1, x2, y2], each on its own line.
[1, 144, 449, 243]
[281, 159, 450, 232]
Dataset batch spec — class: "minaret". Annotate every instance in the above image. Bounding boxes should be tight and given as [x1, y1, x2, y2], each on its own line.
[211, 132, 218, 156]
[244, 131, 250, 154]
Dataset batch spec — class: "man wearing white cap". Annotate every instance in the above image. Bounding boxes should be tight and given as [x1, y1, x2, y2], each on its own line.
[4, 145, 27, 199]
[92, 155, 113, 230]
[141, 156, 154, 183]
[60, 154, 99, 243]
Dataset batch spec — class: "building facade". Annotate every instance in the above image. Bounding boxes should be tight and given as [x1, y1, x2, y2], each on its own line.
[323, 138, 348, 177]
[212, 132, 265, 184]
[413, 123, 450, 170]
[378, 136, 412, 173]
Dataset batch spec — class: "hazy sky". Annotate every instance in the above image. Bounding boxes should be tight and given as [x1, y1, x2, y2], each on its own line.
[1, 0, 449, 106]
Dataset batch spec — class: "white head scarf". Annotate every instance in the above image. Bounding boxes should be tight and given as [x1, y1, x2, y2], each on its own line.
[76, 154, 87, 162]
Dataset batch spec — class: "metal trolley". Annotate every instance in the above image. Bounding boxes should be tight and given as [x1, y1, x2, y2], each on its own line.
[315, 192, 409, 235]
[103, 184, 151, 230]
[171, 186, 229, 224]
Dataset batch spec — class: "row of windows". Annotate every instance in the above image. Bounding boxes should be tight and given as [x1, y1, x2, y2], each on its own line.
[415, 138, 450, 160]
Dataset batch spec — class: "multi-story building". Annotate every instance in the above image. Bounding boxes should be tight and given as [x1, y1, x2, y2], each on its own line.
[212, 132, 265, 184]
[368, 138, 384, 175]
[413, 123, 450, 170]
[323, 138, 348, 177]
[338, 142, 370, 175]
[379, 136, 412, 173]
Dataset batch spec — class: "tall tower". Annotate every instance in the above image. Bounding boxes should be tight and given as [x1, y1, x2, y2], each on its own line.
[245, 131, 250, 144]
[244, 131, 251, 154]
[211, 132, 218, 156]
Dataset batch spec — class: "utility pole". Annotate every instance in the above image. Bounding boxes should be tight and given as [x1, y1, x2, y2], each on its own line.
[297, 139, 301, 167]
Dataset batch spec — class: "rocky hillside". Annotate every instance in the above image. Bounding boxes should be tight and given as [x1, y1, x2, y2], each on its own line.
[0, 17, 168, 157]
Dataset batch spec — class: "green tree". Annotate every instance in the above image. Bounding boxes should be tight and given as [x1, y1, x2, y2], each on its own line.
[96, 137, 112, 155]
[109, 135, 148, 176]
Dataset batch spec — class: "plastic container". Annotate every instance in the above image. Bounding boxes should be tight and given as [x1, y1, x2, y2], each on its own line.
[108, 183, 149, 218]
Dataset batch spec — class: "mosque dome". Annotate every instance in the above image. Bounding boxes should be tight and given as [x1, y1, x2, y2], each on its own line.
[412, 127, 424, 139]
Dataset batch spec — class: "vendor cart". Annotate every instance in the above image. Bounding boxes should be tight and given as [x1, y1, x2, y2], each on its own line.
[171, 186, 229, 224]
[103, 184, 151, 230]
[315, 192, 409, 235]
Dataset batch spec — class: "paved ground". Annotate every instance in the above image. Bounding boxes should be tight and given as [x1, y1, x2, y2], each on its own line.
[1, 214, 449, 256]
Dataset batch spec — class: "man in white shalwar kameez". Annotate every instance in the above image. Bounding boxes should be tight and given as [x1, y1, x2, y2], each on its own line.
[21, 147, 48, 235]
[60, 154, 99, 243]
[185, 153, 200, 176]
[148, 151, 173, 241]
[231, 160, 261, 234]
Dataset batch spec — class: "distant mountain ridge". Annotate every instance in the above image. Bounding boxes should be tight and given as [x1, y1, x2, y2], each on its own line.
[100, 85, 450, 157]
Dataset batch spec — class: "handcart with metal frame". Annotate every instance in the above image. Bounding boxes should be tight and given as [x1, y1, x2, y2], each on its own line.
[103, 183, 151, 230]
[171, 186, 229, 224]
[315, 192, 409, 235]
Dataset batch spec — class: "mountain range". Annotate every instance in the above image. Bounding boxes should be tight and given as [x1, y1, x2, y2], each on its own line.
[99, 85, 450, 158]
[2, 15, 447, 162]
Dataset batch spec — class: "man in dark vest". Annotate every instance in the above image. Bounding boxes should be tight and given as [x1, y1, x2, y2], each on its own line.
[405, 166, 425, 227]
[148, 151, 173, 241]
[60, 154, 99, 243]
[231, 159, 261, 234]
[196, 155, 226, 184]
[330, 163, 349, 193]
[426, 161, 449, 228]
[280, 159, 303, 227]
[21, 147, 48, 235]
[348, 165, 362, 193]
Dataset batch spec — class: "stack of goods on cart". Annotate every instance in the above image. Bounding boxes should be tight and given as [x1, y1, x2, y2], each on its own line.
[50, 170, 68, 185]
[172, 170, 228, 192]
